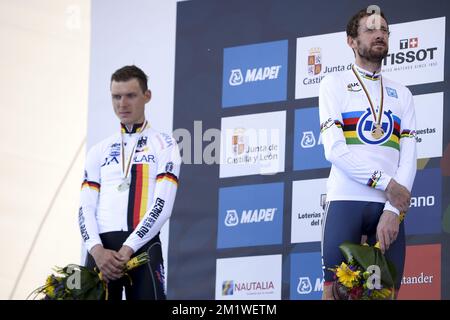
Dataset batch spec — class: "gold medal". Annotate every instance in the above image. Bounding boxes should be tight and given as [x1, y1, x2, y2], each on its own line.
[352, 65, 385, 141]
[371, 123, 384, 139]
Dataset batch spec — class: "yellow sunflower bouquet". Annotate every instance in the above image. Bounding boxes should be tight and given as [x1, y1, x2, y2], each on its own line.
[329, 242, 397, 300]
[28, 252, 149, 300]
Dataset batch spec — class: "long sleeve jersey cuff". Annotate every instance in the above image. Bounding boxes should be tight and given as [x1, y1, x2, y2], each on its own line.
[86, 240, 103, 253]
[383, 201, 400, 216]
[122, 238, 140, 253]
[369, 171, 392, 191]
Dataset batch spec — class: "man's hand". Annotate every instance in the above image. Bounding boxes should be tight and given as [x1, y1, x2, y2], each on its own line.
[118, 245, 134, 264]
[90, 245, 126, 283]
[385, 179, 411, 212]
[376, 210, 400, 254]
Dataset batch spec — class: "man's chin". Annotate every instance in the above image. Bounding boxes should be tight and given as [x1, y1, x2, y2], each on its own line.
[369, 51, 388, 63]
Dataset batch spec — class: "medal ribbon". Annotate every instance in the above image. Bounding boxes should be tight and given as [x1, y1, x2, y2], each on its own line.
[351, 65, 384, 127]
[120, 120, 148, 182]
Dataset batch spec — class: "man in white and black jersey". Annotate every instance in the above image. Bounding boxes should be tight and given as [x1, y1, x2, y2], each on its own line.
[319, 8, 417, 299]
[78, 65, 181, 299]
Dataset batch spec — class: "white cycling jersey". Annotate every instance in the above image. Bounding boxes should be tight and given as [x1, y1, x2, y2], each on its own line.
[78, 121, 181, 252]
[319, 64, 417, 215]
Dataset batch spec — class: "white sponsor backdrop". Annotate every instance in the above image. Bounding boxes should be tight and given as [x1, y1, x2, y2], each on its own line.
[220, 111, 286, 178]
[382, 17, 445, 85]
[291, 179, 327, 244]
[295, 17, 446, 99]
[295, 32, 353, 99]
[86, 0, 180, 291]
[414, 92, 444, 160]
[215, 254, 282, 300]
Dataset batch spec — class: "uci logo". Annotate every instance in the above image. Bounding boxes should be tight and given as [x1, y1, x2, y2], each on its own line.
[357, 108, 394, 145]
[229, 69, 244, 86]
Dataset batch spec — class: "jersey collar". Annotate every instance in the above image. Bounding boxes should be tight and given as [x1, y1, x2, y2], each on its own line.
[120, 121, 146, 134]
[353, 64, 381, 81]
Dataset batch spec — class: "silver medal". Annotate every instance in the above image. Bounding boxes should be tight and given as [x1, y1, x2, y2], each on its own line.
[117, 178, 131, 192]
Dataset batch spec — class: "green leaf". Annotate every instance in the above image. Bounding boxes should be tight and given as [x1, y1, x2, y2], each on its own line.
[339, 242, 396, 288]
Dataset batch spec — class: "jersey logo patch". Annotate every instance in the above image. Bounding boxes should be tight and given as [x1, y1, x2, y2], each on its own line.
[342, 109, 401, 150]
[386, 87, 398, 99]
[356, 108, 394, 145]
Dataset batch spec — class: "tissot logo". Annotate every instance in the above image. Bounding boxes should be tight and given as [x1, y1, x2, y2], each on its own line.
[381, 17, 444, 85]
[400, 37, 419, 49]
[384, 45, 437, 66]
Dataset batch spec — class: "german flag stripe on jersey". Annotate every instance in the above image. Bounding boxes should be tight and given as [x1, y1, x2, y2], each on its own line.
[127, 164, 150, 230]
[81, 180, 100, 192]
[156, 172, 179, 185]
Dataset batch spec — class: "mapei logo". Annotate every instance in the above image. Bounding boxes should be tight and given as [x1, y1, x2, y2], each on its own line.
[300, 131, 317, 148]
[297, 277, 312, 294]
[297, 277, 323, 294]
[222, 40, 288, 108]
[224, 208, 277, 227]
[229, 66, 282, 86]
[307, 48, 322, 76]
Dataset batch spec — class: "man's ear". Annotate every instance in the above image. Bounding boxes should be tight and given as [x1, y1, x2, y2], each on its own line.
[145, 89, 152, 102]
[347, 35, 356, 50]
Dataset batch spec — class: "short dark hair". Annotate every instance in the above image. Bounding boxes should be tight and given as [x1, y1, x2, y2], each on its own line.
[111, 65, 148, 92]
[346, 8, 388, 38]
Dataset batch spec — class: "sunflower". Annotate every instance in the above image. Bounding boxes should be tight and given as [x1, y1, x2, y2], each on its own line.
[336, 262, 361, 288]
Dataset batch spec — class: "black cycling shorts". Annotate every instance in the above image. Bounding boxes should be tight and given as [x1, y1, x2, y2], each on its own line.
[86, 231, 166, 300]
[321, 201, 405, 289]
